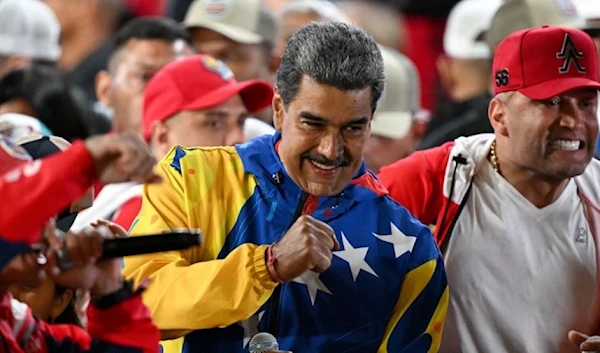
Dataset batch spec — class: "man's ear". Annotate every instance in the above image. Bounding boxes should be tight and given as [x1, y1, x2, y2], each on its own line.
[488, 95, 509, 137]
[150, 120, 170, 151]
[272, 89, 285, 131]
[95, 70, 112, 109]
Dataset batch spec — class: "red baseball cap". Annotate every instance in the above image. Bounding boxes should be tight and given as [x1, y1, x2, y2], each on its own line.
[142, 54, 274, 141]
[492, 25, 600, 100]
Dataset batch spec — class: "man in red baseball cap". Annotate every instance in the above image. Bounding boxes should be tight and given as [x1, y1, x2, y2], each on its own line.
[378, 25, 600, 352]
[86, 54, 273, 233]
[142, 53, 273, 159]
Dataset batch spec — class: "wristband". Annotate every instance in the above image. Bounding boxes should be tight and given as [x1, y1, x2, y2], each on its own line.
[266, 245, 283, 283]
[91, 279, 135, 310]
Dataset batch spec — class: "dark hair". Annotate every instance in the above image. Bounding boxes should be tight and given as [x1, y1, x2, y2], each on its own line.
[108, 17, 192, 65]
[51, 286, 83, 327]
[276, 21, 385, 113]
[0, 65, 90, 142]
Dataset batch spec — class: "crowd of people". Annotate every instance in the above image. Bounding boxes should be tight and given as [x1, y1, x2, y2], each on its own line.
[2, 0, 600, 352]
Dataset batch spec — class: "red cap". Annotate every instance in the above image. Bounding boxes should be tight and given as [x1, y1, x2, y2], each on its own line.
[142, 54, 274, 141]
[492, 26, 600, 100]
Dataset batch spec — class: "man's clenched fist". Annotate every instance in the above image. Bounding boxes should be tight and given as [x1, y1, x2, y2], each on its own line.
[268, 215, 339, 282]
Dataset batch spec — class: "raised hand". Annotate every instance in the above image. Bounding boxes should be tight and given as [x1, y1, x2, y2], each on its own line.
[43, 223, 125, 296]
[84, 132, 161, 185]
[269, 215, 339, 282]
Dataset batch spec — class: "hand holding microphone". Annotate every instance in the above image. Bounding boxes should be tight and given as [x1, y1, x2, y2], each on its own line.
[268, 215, 339, 282]
[34, 221, 201, 295]
[40, 221, 127, 296]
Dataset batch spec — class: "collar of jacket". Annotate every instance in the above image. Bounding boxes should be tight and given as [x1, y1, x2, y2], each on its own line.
[235, 131, 389, 221]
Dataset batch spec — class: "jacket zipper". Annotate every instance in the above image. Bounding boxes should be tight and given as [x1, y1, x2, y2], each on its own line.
[267, 191, 308, 336]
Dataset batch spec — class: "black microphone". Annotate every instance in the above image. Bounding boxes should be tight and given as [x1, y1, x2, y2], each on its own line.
[99, 230, 202, 260]
[39, 230, 202, 270]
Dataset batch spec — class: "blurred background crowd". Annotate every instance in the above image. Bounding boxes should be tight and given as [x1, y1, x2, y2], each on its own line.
[2, 0, 600, 349]
[3, 0, 600, 179]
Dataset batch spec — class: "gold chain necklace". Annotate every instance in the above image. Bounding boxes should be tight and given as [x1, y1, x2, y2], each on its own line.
[489, 140, 500, 174]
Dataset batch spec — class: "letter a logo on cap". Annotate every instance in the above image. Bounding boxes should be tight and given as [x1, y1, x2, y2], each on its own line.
[556, 33, 586, 74]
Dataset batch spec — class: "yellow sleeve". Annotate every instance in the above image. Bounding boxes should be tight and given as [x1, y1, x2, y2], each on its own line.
[160, 338, 184, 353]
[122, 146, 278, 339]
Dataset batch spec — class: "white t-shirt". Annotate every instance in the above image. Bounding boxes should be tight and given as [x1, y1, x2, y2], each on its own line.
[442, 161, 598, 353]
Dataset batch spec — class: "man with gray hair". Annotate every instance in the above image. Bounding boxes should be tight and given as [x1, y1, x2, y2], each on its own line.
[123, 21, 448, 353]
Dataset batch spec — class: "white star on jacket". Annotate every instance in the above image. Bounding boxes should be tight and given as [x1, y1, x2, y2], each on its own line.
[373, 222, 417, 258]
[292, 271, 331, 305]
[333, 232, 378, 281]
[237, 310, 265, 348]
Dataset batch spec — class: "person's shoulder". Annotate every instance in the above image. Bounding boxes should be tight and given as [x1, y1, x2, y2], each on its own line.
[380, 141, 455, 178]
[586, 156, 600, 171]
[374, 196, 440, 256]
[372, 195, 429, 236]
[160, 144, 239, 163]
[159, 145, 240, 176]
[411, 141, 456, 167]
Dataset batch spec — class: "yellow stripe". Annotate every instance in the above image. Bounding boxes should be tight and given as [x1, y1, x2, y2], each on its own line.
[426, 286, 449, 353]
[160, 338, 184, 353]
[377, 259, 437, 353]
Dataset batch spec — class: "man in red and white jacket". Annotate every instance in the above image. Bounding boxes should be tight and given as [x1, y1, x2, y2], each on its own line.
[380, 25, 600, 353]
[0, 132, 161, 353]
[0, 133, 159, 251]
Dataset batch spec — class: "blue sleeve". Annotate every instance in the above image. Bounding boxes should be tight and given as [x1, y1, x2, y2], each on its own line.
[378, 226, 449, 353]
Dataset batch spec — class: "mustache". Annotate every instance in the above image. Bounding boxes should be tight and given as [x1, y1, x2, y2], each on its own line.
[301, 152, 350, 167]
